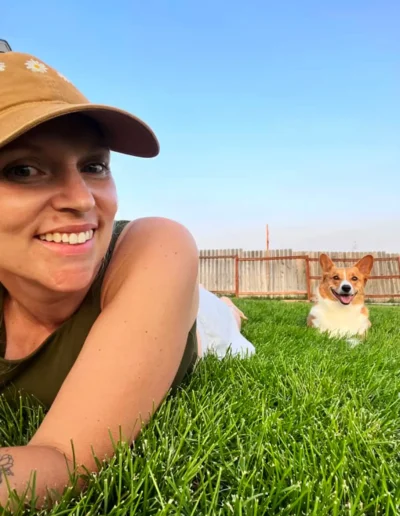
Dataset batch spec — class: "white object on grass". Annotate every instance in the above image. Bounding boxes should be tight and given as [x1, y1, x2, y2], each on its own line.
[196, 286, 255, 359]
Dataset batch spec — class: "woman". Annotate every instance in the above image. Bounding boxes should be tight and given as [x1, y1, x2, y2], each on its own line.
[0, 51, 253, 510]
[0, 50, 199, 509]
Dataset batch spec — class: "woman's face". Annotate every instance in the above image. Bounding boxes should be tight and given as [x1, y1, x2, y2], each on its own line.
[0, 114, 118, 293]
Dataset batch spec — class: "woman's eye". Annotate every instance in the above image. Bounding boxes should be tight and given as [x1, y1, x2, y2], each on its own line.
[83, 163, 110, 175]
[4, 165, 41, 181]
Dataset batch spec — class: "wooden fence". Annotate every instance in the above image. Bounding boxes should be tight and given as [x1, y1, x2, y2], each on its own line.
[199, 250, 400, 301]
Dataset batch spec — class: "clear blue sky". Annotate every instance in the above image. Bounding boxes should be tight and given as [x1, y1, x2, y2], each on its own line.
[3, 0, 399, 251]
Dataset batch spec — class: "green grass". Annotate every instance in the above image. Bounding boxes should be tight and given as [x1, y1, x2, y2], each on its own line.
[1, 300, 400, 515]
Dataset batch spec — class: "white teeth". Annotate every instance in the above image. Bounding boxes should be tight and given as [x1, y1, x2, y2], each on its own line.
[38, 229, 95, 245]
[69, 233, 78, 245]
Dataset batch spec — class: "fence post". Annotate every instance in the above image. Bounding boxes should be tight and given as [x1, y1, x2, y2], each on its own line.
[305, 255, 312, 301]
[234, 255, 240, 297]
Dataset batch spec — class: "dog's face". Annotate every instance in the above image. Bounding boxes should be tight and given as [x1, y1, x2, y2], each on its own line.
[319, 254, 374, 306]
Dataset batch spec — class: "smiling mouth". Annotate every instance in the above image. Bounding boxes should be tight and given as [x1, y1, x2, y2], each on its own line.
[35, 229, 95, 245]
[331, 288, 357, 305]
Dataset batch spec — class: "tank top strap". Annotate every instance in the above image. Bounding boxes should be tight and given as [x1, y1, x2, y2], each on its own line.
[92, 219, 130, 289]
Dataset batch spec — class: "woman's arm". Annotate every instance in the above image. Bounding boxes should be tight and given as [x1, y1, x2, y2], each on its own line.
[0, 217, 199, 509]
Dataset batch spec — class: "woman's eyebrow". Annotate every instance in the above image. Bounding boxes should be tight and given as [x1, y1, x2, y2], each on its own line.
[0, 142, 43, 154]
[90, 145, 110, 153]
[85, 146, 111, 158]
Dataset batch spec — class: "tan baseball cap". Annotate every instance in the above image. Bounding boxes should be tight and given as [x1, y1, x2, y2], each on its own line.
[0, 52, 159, 157]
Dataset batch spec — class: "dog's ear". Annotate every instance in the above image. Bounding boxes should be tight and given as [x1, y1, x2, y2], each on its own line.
[319, 253, 335, 272]
[354, 254, 374, 276]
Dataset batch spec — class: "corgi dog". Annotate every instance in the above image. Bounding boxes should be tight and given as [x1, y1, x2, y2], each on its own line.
[307, 253, 374, 339]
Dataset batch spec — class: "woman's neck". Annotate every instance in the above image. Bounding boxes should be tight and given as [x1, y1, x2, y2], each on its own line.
[0, 278, 89, 331]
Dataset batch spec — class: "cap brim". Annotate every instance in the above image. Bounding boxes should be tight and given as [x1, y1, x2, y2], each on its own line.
[0, 102, 160, 158]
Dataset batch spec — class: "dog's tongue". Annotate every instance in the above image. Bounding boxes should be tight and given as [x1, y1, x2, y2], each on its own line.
[340, 295, 353, 305]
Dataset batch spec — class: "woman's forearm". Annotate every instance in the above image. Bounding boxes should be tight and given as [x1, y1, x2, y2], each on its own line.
[0, 445, 73, 510]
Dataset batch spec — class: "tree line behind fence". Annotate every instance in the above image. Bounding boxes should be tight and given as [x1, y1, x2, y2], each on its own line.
[199, 249, 400, 301]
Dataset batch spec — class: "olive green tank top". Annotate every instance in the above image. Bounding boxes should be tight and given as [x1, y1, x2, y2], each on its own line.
[0, 220, 198, 409]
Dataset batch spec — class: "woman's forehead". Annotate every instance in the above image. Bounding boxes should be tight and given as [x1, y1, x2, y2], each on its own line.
[3, 114, 108, 152]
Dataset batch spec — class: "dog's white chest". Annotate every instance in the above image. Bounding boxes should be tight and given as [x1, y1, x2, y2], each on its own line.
[310, 299, 369, 337]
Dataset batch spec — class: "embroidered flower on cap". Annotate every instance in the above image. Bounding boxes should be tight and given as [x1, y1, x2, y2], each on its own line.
[25, 58, 48, 73]
[57, 71, 71, 83]
[0, 62, 5, 72]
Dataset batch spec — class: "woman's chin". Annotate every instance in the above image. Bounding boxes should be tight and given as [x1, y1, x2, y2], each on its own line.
[43, 267, 99, 294]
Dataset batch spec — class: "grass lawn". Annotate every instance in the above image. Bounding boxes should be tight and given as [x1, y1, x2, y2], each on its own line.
[1, 300, 400, 515]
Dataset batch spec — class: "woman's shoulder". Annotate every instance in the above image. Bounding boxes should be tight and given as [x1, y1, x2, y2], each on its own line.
[111, 216, 197, 260]
[101, 217, 199, 307]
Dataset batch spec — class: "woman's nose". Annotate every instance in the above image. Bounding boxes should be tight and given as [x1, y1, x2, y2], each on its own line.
[51, 167, 95, 213]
